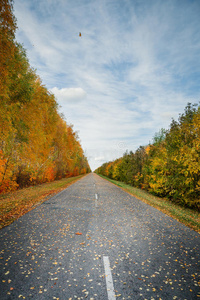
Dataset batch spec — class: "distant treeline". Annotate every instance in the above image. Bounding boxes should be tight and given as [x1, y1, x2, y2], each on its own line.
[95, 103, 200, 211]
[0, 0, 90, 193]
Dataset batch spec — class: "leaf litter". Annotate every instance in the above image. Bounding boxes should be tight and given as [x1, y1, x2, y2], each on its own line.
[0, 174, 199, 299]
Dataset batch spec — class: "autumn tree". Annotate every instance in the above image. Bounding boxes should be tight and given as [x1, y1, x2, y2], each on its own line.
[0, 0, 91, 192]
[95, 103, 200, 211]
[0, 0, 17, 97]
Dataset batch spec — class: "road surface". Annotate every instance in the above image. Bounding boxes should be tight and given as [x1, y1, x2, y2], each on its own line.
[0, 173, 199, 299]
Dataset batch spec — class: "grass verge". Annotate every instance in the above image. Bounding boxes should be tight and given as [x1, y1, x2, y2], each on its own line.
[99, 175, 200, 234]
[0, 175, 86, 230]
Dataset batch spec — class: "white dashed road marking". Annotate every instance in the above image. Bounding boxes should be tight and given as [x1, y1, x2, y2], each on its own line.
[95, 193, 98, 207]
[103, 256, 116, 300]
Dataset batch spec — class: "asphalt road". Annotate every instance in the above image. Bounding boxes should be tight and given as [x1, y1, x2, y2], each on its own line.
[0, 173, 199, 300]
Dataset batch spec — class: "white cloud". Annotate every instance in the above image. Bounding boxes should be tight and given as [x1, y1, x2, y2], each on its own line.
[50, 87, 87, 102]
[94, 156, 105, 162]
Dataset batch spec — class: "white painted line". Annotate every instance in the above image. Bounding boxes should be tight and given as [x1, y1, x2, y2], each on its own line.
[103, 256, 116, 300]
[95, 193, 98, 207]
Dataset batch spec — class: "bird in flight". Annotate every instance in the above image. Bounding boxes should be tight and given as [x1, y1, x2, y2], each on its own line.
[79, 32, 82, 37]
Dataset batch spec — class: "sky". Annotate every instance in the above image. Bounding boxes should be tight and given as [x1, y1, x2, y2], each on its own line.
[14, 0, 200, 171]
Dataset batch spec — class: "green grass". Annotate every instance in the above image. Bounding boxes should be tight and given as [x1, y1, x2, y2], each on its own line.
[0, 175, 86, 229]
[99, 175, 200, 234]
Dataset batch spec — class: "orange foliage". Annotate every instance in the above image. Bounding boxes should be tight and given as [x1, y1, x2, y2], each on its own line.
[43, 167, 56, 182]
